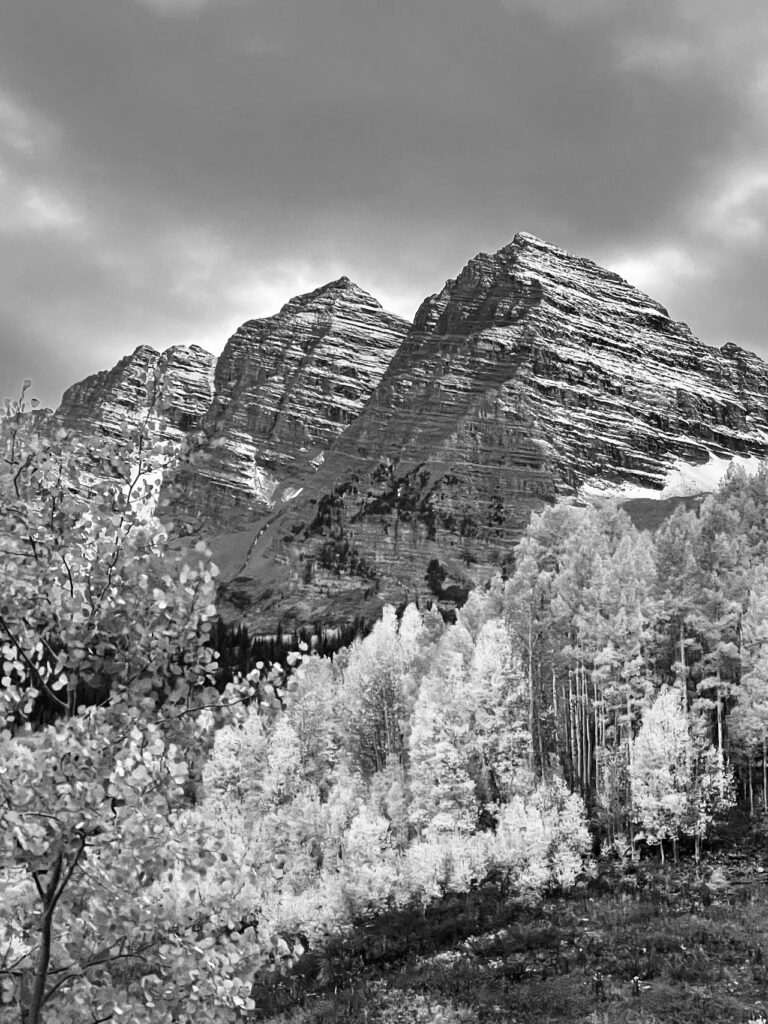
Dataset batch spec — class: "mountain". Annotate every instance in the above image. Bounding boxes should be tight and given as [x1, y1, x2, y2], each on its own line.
[216, 233, 768, 630]
[35, 232, 768, 632]
[162, 277, 408, 528]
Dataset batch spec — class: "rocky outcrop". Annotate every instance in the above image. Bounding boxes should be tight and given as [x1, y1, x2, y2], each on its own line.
[220, 233, 768, 631]
[56, 343, 216, 443]
[162, 278, 408, 528]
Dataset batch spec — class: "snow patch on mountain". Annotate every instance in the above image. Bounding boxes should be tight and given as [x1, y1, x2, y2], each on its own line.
[582, 453, 763, 502]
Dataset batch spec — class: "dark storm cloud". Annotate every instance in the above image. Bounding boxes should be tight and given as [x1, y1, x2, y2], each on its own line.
[1, 0, 767, 407]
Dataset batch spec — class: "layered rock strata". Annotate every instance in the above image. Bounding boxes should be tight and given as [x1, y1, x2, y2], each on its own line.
[31, 232, 768, 632]
[162, 278, 408, 527]
[221, 233, 768, 630]
[56, 343, 216, 443]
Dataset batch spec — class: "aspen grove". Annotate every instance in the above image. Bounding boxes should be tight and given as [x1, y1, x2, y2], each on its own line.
[3, 386, 768, 1022]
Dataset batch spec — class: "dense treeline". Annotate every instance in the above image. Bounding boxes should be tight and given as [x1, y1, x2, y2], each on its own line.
[200, 600, 592, 958]
[222, 463, 768, 861]
[505, 467, 768, 835]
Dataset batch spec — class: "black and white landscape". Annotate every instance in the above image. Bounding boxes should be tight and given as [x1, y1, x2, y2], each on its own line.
[3, 3, 768, 1023]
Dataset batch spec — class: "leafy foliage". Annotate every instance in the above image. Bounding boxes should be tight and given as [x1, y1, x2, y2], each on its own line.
[0, 390, 219, 724]
[0, 391, 275, 1022]
[0, 708, 266, 1022]
[7, 379, 768, 1023]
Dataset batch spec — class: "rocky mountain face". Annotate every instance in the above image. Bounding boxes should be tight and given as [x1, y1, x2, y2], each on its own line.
[1, 345, 215, 503]
[162, 278, 408, 528]
[218, 233, 768, 630]
[37, 232, 768, 632]
[56, 343, 216, 443]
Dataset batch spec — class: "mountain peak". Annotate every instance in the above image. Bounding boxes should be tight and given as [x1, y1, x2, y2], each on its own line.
[309, 274, 358, 294]
[510, 230, 559, 249]
[277, 276, 382, 315]
[162, 278, 409, 528]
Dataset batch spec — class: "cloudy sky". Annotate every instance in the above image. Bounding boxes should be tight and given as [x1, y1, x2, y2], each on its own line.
[2, 0, 768, 408]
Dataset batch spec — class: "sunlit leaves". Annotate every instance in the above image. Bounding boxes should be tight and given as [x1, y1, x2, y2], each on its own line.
[0, 390, 222, 724]
[0, 708, 267, 1022]
[630, 686, 734, 858]
[0, 385, 271, 1022]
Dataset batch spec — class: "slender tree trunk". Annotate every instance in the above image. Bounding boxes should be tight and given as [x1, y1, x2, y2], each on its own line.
[626, 692, 633, 769]
[694, 833, 701, 864]
[672, 836, 678, 864]
[659, 838, 665, 866]
[536, 656, 545, 774]
[592, 676, 599, 799]
[574, 664, 579, 787]
[626, 691, 635, 852]
[26, 852, 64, 1024]
[578, 662, 585, 788]
[583, 664, 592, 791]
[749, 758, 754, 818]
[716, 671, 724, 799]
[383, 703, 391, 759]
[582, 665, 589, 790]
[551, 664, 559, 754]
[528, 610, 535, 773]
[573, 669, 582, 794]
[679, 622, 686, 703]
[566, 670, 574, 790]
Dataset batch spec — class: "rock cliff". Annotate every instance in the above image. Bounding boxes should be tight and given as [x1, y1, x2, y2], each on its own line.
[162, 277, 408, 528]
[56, 343, 216, 443]
[220, 233, 768, 630]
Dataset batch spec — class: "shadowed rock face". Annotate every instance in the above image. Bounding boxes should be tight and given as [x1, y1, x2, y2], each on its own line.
[218, 233, 768, 631]
[162, 277, 409, 527]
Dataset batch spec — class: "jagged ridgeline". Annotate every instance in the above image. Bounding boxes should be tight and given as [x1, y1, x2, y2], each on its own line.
[30, 232, 768, 637]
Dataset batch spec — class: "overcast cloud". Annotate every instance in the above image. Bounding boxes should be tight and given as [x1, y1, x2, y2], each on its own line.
[1, 0, 767, 408]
